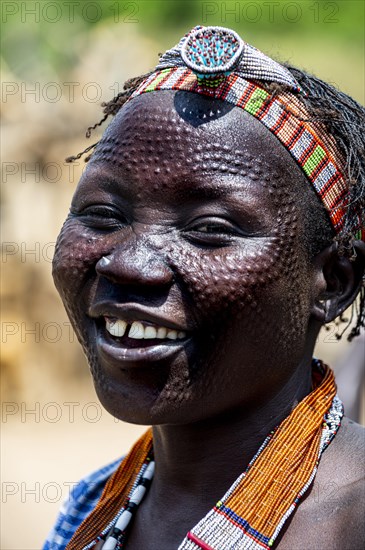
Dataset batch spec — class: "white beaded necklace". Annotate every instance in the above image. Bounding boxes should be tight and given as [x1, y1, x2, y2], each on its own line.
[101, 458, 155, 549]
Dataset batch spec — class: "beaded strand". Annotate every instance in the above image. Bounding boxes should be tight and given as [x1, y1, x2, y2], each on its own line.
[101, 456, 155, 550]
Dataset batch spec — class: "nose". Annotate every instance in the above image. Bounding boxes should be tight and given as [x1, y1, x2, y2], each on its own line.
[95, 239, 174, 288]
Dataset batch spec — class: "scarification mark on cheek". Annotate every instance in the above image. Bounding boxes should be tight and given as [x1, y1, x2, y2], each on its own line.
[53, 217, 130, 354]
[159, 185, 308, 406]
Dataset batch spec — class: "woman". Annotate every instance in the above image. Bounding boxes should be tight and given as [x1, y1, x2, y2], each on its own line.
[44, 26, 365, 549]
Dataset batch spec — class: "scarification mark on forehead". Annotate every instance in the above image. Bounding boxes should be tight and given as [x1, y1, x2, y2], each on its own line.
[95, 135, 256, 157]
[91, 137, 285, 186]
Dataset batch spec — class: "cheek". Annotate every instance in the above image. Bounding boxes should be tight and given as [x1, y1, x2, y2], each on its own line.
[52, 219, 111, 320]
[167, 240, 282, 346]
[52, 220, 116, 381]
[158, 232, 310, 411]
[166, 205, 310, 346]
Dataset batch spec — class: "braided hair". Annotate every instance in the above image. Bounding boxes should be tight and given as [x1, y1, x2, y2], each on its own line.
[66, 65, 365, 340]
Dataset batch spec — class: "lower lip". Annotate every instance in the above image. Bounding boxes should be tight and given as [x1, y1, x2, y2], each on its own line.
[96, 327, 190, 367]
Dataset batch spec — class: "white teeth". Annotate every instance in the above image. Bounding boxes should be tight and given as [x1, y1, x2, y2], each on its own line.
[156, 327, 167, 339]
[105, 318, 127, 338]
[105, 317, 187, 341]
[144, 326, 157, 339]
[129, 321, 144, 339]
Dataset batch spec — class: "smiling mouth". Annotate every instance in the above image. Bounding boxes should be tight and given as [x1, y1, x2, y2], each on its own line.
[102, 317, 187, 348]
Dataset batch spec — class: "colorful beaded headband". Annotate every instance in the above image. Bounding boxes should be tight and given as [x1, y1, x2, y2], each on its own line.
[126, 26, 364, 240]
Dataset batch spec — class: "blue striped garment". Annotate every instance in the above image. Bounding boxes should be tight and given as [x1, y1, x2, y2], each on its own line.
[43, 457, 122, 550]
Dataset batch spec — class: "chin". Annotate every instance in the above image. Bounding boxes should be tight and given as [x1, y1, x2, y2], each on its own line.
[91, 368, 217, 427]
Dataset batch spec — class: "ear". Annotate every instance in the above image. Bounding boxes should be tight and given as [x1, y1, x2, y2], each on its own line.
[311, 240, 365, 323]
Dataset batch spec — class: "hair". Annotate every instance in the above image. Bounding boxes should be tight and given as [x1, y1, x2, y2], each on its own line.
[65, 64, 365, 340]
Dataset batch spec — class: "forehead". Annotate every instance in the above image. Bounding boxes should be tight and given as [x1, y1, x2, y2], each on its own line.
[92, 91, 298, 170]
[83, 91, 308, 208]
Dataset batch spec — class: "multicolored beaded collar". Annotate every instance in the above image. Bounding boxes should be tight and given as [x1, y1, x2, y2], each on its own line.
[126, 26, 364, 241]
[67, 360, 343, 550]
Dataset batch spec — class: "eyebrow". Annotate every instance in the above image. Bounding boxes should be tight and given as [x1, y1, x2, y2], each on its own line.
[82, 163, 260, 204]
[179, 183, 227, 200]
[78, 167, 132, 196]
[176, 174, 257, 202]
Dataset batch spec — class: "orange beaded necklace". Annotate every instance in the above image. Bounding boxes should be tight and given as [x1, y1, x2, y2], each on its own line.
[67, 360, 342, 550]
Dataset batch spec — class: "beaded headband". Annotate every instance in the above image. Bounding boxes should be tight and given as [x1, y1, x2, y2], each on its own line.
[126, 26, 364, 240]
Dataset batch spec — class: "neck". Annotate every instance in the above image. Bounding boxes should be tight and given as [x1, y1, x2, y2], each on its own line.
[150, 358, 312, 507]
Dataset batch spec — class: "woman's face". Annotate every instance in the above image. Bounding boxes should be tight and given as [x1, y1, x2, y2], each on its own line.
[53, 91, 316, 424]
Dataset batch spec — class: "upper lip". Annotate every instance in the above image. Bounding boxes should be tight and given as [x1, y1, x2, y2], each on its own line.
[88, 302, 191, 332]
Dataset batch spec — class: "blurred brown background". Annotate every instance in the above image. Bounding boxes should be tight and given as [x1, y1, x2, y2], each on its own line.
[1, 1, 364, 548]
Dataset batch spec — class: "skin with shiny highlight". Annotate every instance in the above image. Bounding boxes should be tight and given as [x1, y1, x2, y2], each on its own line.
[53, 91, 365, 549]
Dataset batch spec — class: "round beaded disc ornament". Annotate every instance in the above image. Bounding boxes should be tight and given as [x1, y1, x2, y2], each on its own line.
[181, 26, 244, 87]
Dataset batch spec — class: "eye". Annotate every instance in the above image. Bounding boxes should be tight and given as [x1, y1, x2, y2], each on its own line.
[74, 205, 128, 230]
[192, 222, 237, 234]
[183, 218, 244, 246]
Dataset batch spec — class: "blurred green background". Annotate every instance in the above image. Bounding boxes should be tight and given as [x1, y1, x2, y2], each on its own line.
[1, 1, 364, 548]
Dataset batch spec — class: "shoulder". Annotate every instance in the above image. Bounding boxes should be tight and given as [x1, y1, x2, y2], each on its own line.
[42, 456, 123, 550]
[278, 417, 365, 549]
[308, 417, 364, 540]
[322, 416, 365, 486]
